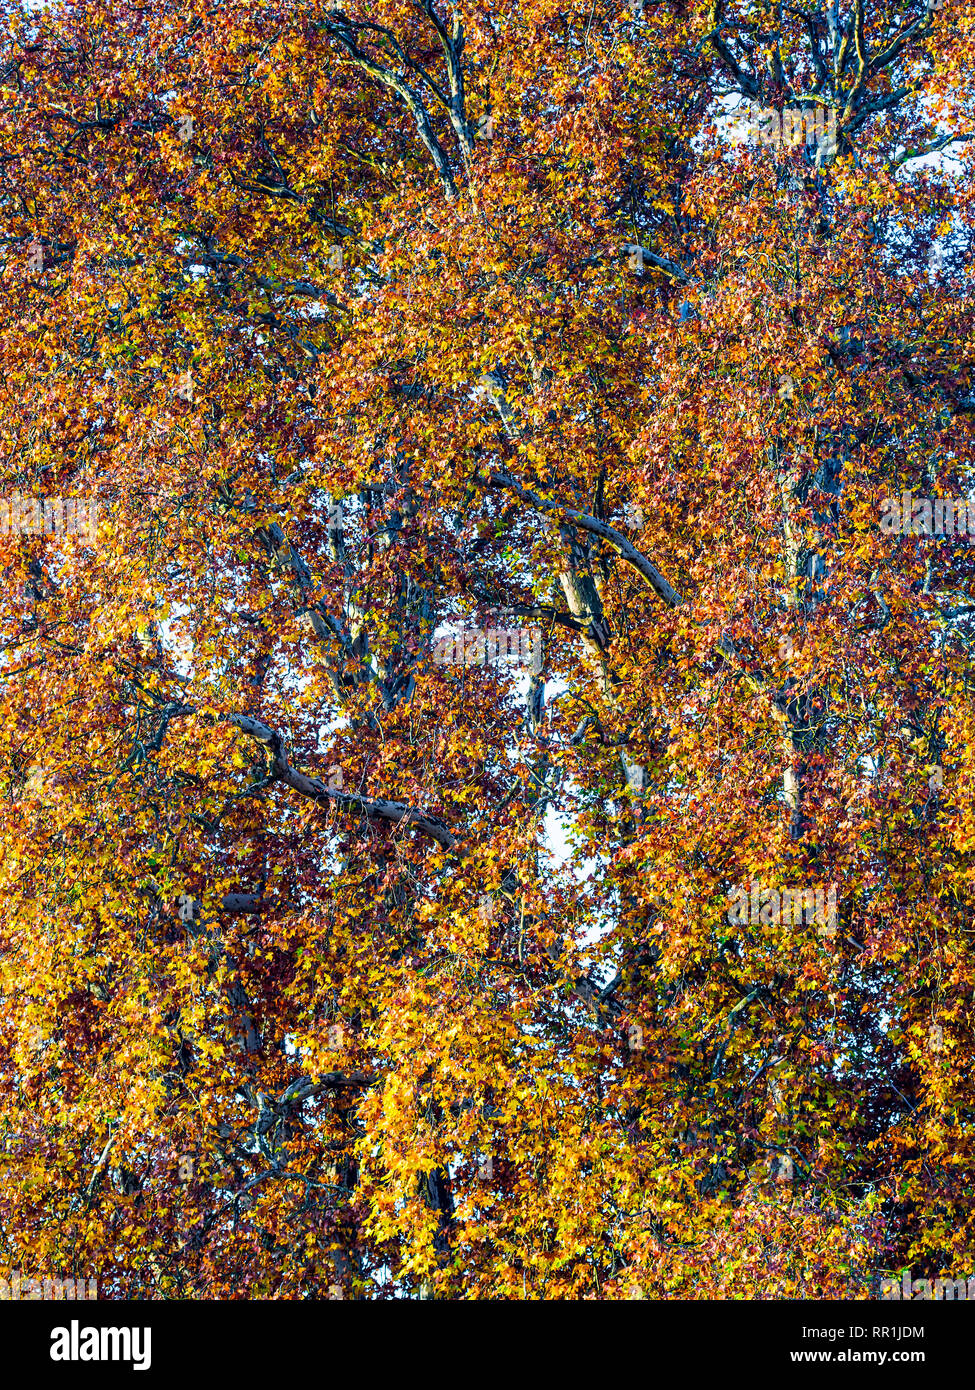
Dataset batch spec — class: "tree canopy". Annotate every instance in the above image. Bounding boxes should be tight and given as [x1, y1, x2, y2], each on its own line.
[0, 0, 973, 1299]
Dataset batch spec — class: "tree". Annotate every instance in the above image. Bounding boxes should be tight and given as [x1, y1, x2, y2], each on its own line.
[0, 0, 972, 1299]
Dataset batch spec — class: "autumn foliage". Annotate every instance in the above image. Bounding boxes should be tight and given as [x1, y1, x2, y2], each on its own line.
[0, 0, 973, 1299]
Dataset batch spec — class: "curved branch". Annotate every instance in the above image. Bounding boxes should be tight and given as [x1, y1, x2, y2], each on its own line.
[321, 16, 459, 200]
[482, 470, 787, 720]
[230, 713, 457, 848]
[484, 469, 683, 607]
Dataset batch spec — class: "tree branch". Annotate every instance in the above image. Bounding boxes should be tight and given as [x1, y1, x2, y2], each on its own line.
[482, 470, 787, 720]
[230, 713, 457, 848]
[321, 16, 459, 200]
